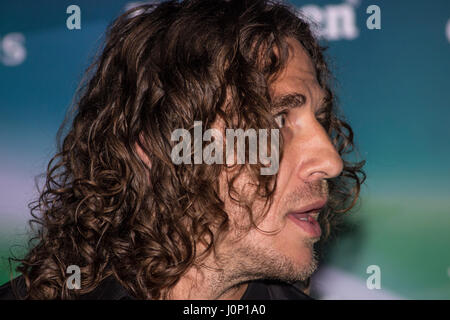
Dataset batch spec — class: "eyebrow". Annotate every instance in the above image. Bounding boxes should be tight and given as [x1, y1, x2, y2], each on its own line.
[271, 93, 306, 112]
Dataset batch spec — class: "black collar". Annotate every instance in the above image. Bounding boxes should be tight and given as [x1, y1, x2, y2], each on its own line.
[1, 275, 313, 300]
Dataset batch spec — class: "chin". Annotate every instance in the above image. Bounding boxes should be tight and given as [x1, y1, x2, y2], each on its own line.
[291, 245, 315, 266]
[276, 238, 319, 281]
[232, 225, 319, 282]
[280, 219, 320, 270]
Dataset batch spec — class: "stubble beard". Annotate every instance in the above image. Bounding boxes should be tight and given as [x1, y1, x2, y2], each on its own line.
[223, 183, 326, 285]
[221, 235, 319, 286]
[213, 180, 326, 292]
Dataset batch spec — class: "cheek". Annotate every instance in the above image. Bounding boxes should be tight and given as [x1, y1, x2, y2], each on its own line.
[276, 127, 300, 191]
[271, 152, 295, 206]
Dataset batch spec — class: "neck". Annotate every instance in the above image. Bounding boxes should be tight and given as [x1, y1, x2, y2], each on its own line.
[168, 263, 249, 300]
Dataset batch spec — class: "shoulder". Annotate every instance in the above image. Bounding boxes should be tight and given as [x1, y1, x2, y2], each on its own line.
[0, 275, 135, 300]
[0, 276, 27, 300]
[78, 276, 135, 300]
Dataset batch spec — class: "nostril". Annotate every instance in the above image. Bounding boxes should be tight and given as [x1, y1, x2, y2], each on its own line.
[309, 171, 327, 181]
[301, 153, 343, 182]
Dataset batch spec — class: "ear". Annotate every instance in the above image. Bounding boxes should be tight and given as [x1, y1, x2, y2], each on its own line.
[135, 135, 152, 169]
[135, 139, 152, 186]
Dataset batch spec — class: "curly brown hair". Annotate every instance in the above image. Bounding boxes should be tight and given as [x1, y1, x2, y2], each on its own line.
[10, 0, 365, 299]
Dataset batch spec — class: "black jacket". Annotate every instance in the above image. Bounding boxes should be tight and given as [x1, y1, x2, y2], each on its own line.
[0, 275, 312, 300]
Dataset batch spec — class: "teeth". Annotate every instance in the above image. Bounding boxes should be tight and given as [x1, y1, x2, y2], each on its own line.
[299, 217, 308, 221]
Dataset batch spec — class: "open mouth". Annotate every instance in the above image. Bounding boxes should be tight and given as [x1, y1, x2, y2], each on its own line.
[292, 211, 319, 222]
[286, 200, 326, 238]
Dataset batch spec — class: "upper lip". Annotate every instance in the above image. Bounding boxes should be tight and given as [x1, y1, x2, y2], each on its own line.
[287, 198, 328, 215]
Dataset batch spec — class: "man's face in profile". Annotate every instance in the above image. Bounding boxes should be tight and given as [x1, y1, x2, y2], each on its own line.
[217, 38, 344, 284]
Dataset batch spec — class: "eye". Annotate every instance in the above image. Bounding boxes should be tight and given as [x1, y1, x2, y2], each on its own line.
[315, 109, 330, 130]
[274, 111, 288, 128]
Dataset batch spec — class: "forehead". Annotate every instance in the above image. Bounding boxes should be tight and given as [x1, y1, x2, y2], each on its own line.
[270, 38, 325, 102]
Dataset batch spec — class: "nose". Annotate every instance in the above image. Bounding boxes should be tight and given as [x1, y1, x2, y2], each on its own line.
[290, 116, 344, 183]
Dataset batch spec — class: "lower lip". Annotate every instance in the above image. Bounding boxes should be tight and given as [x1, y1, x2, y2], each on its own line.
[288, 214, 322, 238]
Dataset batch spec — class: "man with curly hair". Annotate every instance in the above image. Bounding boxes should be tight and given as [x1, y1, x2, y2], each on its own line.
[0, 0, 364, 300]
